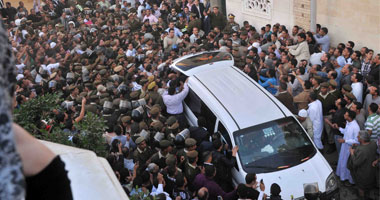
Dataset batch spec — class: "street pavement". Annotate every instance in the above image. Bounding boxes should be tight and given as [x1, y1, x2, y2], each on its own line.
[323, 149, 379, 200]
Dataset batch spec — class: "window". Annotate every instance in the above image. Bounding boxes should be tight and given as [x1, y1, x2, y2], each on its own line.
[243, 0, 272, 19]
[174, 51, 233, 71]
[184, 88, 216, 133]
[234, 117, 316, 173]
[218, 121, 231, 148]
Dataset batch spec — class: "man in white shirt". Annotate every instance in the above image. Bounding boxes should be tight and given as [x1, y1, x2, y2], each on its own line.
[307, 92, 324, 150]
[190, 27, 204, 44]
[165, 21, 183, 38]
[162, 78, 189, 115]
[336, 110, 360, 186]
[162, 78, 190, 128]
[350, 73, 363, 103]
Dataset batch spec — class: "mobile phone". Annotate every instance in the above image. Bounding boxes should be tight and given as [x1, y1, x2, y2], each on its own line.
[260, 179, 263, 184]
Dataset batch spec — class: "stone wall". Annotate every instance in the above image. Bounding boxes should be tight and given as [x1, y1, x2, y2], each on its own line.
[316, 0, 380, 53]
[224, 0, 380, 53]
[293, 0, 310, 31]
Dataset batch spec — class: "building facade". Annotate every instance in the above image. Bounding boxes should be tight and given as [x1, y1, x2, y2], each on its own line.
[226, 0, 380, 53]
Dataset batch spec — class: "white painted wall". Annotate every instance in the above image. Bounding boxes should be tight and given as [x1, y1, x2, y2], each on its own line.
[225, 0, 380, 53]
[226, 0, 294, 32]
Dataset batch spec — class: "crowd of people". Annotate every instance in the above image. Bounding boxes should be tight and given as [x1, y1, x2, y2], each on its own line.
[1, 0, 379, 199]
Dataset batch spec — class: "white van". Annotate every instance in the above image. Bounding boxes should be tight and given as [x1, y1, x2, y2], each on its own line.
[170, 51, 339, 200]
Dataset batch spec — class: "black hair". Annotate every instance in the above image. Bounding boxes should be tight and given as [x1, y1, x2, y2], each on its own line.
[309, 92, 318, 101]
[290, 58, 298, 67]
[353, 73, 363, 82]
[268, 68, 276, 78]
[369, 103, 379, 113]
[330, 71, 337, 79]
[245, 173, 257, 184]
[354, 51, 361, 59]
[168, 86, 176, 95]
[339, 98, 347, 108]
[304, 80, 312, 89]
[353, 101, 363, 110]
[299, 67, 305, 75]
[212, 139, 222, 150]
[346, 47, 353, 56]
[346, 110, 356, 120]
[298, 32, 306, 40]
[321, 27, 328, 34]
[115, 125, 123, 136]
[348, 41, 355, 48]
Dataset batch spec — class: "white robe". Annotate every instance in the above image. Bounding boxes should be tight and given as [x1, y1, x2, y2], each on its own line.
[351, 82, 363, 103]
[336, 120, 360, 183]
[307, 100, 324, 149]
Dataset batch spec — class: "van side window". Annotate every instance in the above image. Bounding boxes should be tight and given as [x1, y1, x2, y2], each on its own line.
[184, 89, 202, 116]
[218, 121, 231, 148]
[185, 88, 216, 133]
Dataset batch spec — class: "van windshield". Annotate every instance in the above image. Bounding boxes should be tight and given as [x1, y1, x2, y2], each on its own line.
[234, 117, 316, 173]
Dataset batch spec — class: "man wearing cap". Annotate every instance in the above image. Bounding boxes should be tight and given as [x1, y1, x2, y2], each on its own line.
[344, 92, 356, 110]
[187, 13, 202, 35]
[347, 130, 377, 198]
[224, 13, 239, 33]
[184, 150, 200, 192]
[298, 109, 314, 138]
[132, 136, 154, 165]
[177, 138, 197, 162]
[341, 84, 352, 97]
[150, 140, 173, 168]
[318, 82, 337, 153]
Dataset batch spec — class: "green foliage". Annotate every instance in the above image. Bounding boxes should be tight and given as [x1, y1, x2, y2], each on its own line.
[129, 187, 153, 200]
[74, 112, 108, 157]
[14, 93, 61, 134]
[14, 93, 108, 157]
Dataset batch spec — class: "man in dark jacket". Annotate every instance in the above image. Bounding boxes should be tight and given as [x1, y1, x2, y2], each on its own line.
[190, 0, 205, 20]
[209, 6, 226, 31]
[276, 82, 297, 114]
[212, 139, 239, 192]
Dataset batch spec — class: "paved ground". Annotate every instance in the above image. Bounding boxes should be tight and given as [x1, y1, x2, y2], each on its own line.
[323, 149, 379, 200]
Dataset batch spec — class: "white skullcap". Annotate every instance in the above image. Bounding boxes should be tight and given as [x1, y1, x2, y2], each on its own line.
[50, 42, 56, 49]
[68, 21, 75, 27]
[15, 19, 21, 26]
[16, 74, 24, 81]
[298, 109, 308, 118]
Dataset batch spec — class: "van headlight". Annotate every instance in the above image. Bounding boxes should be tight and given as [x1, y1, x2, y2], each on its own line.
[325, 172, 338, 192]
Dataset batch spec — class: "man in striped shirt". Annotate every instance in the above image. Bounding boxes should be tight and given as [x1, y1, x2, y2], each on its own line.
[365, 103, 380, 143]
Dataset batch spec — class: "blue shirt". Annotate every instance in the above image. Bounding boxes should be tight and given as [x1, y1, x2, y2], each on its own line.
[314, 34, 330, 53]
[259, 76, 277, 95]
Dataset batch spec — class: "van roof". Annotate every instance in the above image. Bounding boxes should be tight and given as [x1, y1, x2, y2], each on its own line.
[189, 66, 290, 131]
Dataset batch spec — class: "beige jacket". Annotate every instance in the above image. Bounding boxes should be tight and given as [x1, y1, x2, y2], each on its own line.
[288, 41, 310, 65]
